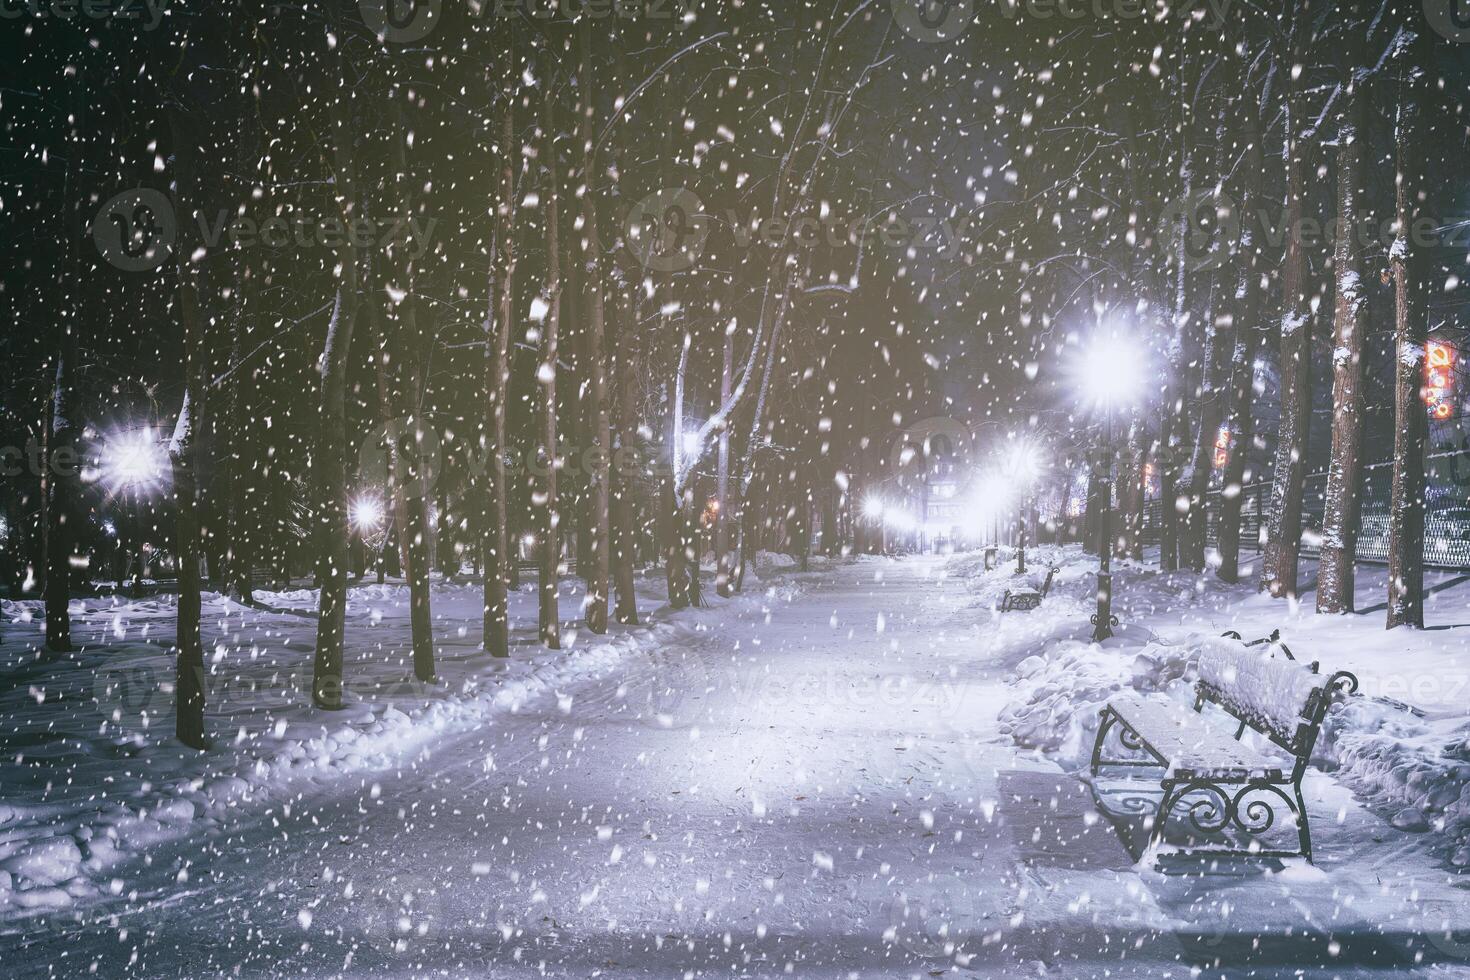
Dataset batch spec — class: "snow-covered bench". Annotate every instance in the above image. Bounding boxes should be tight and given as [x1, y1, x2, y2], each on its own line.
[1000, 566, 1055, 612]
[1090, 634, 1357, 863]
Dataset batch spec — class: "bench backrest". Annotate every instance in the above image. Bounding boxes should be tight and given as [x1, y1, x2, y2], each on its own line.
[1039, 567, 1055, 597]
[1195, 638, 1357, 772]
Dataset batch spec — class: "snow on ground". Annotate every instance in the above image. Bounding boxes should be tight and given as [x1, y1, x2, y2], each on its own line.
[984, 543, 1470, 864]
[980, 543, 1470, 971]
[1, 551, 1469, 978]
[0, 565, 801, 917]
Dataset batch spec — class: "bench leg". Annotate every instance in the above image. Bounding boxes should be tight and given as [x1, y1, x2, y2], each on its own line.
[1090, 708, 1165, 775]
[1293, 783, 1313, 863]
[1149, 778, 1180, 851]
[1089, 707, 1117, 776]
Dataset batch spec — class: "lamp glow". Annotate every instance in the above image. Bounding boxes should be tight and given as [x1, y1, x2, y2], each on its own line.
[1074, 330, 1148, 413]
[98, 428, 167, 499]
[350, 495, 385, 531]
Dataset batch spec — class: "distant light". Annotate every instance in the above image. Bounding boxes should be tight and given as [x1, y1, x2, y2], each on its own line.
[1074, 329, 1148, 412]
[350, 495, 384, 531]
[98, 428, 167, 498]
[863, 497, 886, 519]
[682, 429, 703, 460]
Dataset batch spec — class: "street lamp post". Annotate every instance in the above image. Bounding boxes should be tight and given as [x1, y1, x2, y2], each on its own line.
[1073, 329, 1145, 644]
[1092, 409, 1118, 642]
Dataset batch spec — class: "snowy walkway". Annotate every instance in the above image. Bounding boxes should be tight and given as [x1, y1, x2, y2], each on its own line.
[6, 558, 1469, 978]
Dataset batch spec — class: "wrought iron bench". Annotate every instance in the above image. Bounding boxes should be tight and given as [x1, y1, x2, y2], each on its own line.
[1090, 633, 1357, 863]
[1000, 566, 1055, 612]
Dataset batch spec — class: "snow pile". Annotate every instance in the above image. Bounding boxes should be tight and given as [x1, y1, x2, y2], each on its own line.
[1324, 700, 1470, 863]
[0, 571, 809, 915]
[1195, 636, 1330, 734]
[997, 639, 1193, 764]
[980, 542, 1470, 866]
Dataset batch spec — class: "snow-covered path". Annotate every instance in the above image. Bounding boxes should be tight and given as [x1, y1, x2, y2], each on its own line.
[7, 558, 1466, 978]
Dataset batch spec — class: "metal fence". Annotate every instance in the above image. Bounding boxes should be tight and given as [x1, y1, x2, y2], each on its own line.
[1139, 450, 1470, 570]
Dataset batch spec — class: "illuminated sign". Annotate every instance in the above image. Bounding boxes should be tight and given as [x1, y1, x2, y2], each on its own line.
[1213, 425, 1230, 469]
[1425, 341, 1456, 420]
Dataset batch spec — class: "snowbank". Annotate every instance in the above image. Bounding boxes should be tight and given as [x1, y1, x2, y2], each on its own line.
[0, 569, 808, 916]
[971, 544, 1470, 867]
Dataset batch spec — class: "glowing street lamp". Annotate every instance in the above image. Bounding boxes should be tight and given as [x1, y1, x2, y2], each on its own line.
[1002, 439, 1045, 574]
[862, 496, 887, 554]
[1074, 330, 1148, 642]
[96, 427, 167, 596]
[98, 427, 167, 499]
[350, 495, 385, 531]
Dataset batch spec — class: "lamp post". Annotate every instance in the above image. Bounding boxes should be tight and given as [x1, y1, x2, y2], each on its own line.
[1075, 332, 1145, 643]
[99, 427, 167, 597]
[1003, 440, 1042, 576]
[1093, 411, 1117, 642]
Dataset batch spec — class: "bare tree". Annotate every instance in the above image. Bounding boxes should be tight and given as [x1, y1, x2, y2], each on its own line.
[1261, 0, 1316, 600]
[310, 77, 362, 710]
[1317, 8, 1370, 615]
[1386, 27, 1432, 629]
[538, 81, 563, 650]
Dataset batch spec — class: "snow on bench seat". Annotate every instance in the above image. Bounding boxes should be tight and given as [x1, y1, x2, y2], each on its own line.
[1107, 693, 1284, 780]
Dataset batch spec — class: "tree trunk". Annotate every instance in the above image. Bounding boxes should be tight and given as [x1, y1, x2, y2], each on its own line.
[390, 95, 435, 681]
[42, 362, 73, 653]
[579, 21, 611, 634]
[482, 38, 516, 656]
[1317, 18, 1370, 616]
[1215, 102, 1267, 584]
[610, 286, 641, 625]
[1261, 0, 1315, 599]
[168, 107, 209, 748]
[311, 89, 361, 710]
[715, 327, 734, 596]
[1386, 39, 1431, 630]
[539, 88, 562, 649]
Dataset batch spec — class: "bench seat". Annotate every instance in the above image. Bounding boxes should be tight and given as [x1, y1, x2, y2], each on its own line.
[1090, 632, 1358, 864]
[1105, 693, 1283, 780]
